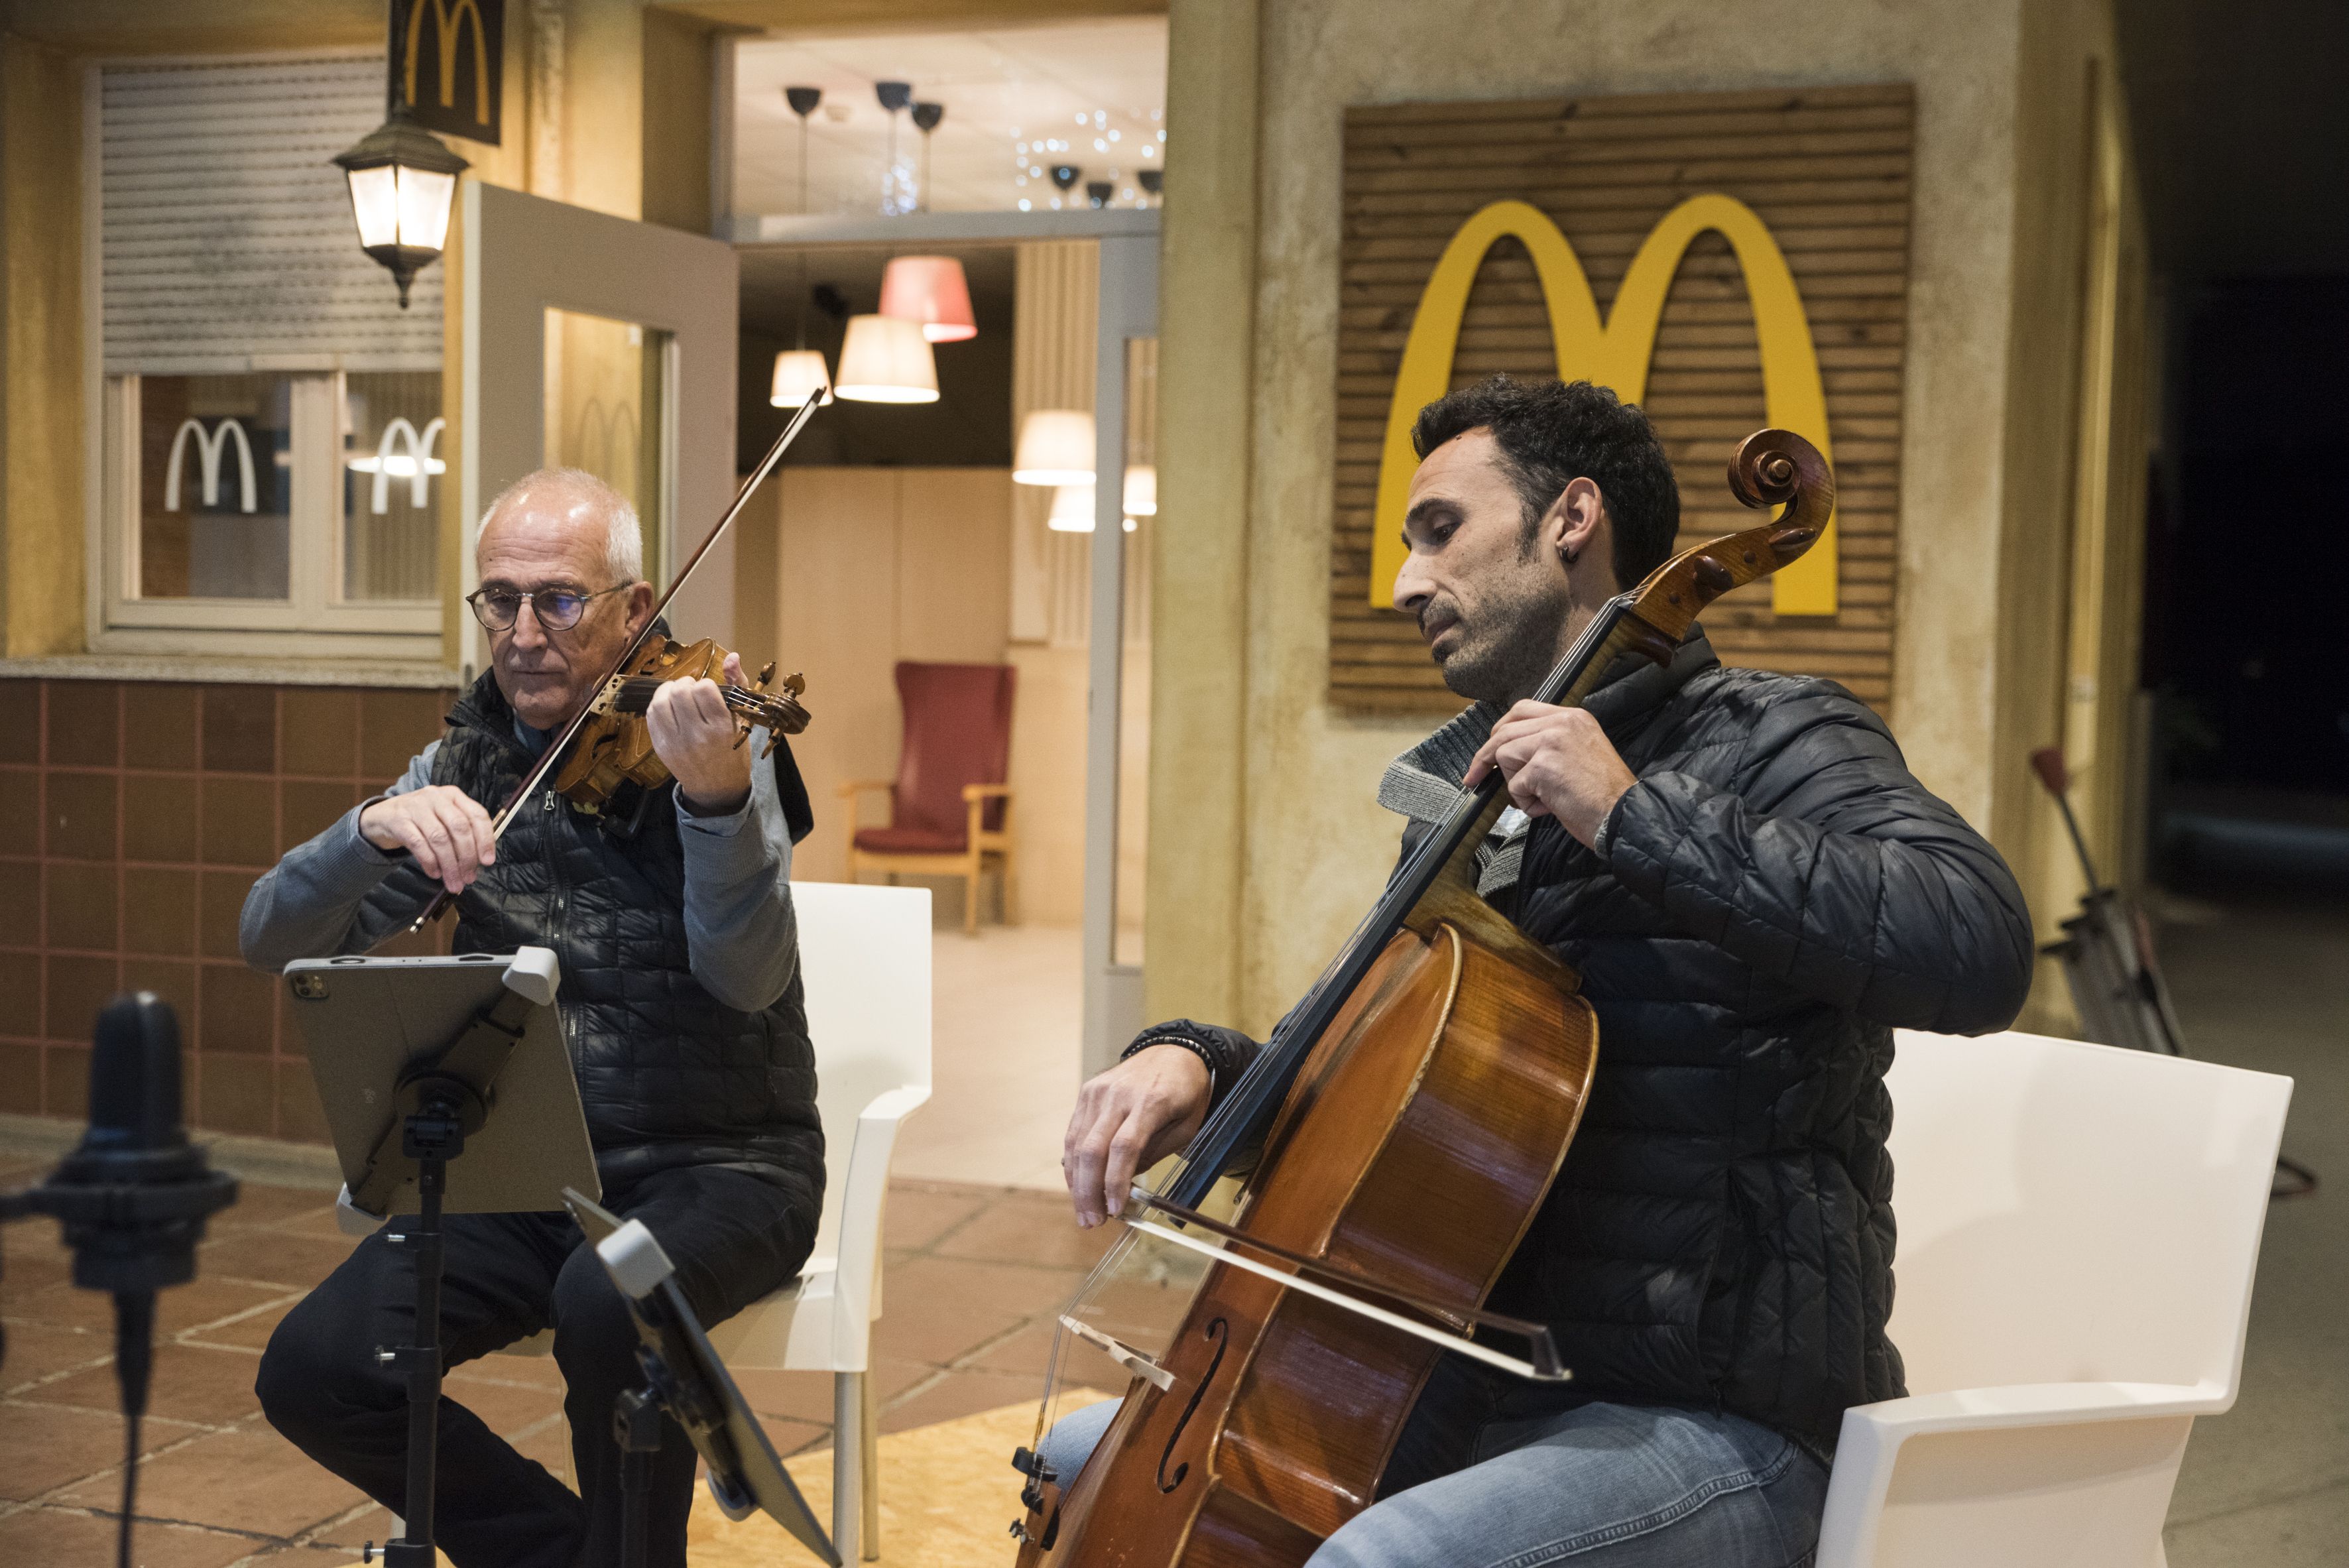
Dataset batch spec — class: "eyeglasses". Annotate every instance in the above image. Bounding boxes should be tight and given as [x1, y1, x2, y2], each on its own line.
[465, 583, 628, 633]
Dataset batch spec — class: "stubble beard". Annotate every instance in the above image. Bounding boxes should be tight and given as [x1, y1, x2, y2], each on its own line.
[1432, 577, 1573, 707]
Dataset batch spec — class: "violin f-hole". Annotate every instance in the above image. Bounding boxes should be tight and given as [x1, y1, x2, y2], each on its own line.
[1156, 1316, 1229, 1493]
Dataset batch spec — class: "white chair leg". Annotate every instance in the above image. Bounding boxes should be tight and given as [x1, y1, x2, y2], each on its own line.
[833, 1370, 865, 1563]
[861, 1369, 880, 1560]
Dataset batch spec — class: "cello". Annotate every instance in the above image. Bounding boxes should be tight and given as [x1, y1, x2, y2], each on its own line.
[1012, 428, 1833, 1564]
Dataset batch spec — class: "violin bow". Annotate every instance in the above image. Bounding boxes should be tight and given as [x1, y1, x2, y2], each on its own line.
[406, 389, 833, 931]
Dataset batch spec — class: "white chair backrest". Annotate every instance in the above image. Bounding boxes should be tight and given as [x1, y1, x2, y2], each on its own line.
[788, 881, 934, 1259]
[1885, 1028, 2289, 1400]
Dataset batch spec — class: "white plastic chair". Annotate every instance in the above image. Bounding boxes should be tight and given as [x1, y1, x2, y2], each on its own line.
[704, 880, 931, 1563]
[1815, 1028, 2291, 1567]
[493, 880, 932, 1564]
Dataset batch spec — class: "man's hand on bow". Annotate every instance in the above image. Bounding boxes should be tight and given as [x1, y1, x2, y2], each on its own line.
[646, 650, 756, 815]
[359, 786, 496, 894]
[1463, 701, 1638, 850]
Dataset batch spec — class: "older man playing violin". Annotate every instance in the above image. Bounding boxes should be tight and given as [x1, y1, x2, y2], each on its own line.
[240, 467, 819, 1568]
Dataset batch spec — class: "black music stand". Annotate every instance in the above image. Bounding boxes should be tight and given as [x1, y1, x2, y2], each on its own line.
[562, 1187, 839, 1568]
[287, 948, 597, 1568]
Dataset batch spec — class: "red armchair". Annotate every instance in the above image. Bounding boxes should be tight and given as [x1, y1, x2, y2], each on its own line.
[838, 661, 1018, 933]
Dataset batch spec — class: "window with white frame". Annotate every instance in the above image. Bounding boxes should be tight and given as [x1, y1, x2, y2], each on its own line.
[93, 56, 448, 655]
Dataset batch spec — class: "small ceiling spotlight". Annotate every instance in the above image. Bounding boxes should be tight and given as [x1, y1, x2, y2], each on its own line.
[910, 101, 943, 211]
[1085, 180, 1113, 208]
[876, 82, 914, 214]
[784, 86, 821, 213]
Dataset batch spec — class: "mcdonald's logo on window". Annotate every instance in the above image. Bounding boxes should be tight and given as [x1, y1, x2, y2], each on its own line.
[164, 418, 258, 514]
[393, 0, 504, 145]
[1369, 195, 1838, 617]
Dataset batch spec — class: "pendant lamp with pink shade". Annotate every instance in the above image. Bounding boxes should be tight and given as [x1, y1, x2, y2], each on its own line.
[879, 255, 977, 343]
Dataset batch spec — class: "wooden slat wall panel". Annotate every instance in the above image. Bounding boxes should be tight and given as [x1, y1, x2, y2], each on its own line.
[1329, 84, 1913, 715]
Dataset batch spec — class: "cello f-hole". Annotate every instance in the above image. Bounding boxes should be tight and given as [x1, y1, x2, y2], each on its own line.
[1156, 1316, 1229, 1493]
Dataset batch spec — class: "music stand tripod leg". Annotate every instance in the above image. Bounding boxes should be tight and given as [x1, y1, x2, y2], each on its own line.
[381, 1099, 465, 1568]
[614, 1384, 664, 1568]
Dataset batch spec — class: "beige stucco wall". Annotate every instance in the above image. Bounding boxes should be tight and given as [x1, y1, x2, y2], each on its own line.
[1152, 0, 2137, 1037]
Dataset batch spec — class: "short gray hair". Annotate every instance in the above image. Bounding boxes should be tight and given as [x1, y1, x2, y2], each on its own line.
[479, 467, 645, 584]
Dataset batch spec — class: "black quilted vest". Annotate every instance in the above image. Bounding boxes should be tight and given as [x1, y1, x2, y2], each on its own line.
[429, 673, 823, 1213]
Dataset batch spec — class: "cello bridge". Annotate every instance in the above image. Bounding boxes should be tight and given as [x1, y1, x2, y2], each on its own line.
[1059, 1314, 1175, 1392]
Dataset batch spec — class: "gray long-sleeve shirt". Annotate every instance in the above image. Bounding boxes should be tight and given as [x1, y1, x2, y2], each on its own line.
[240, 726, 799, 1012]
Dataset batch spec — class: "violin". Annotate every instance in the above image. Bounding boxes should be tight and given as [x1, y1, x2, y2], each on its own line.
[1012, 429, 1833, 1566]
[551, 634, 811, 815]
[409, 390, 831, 928]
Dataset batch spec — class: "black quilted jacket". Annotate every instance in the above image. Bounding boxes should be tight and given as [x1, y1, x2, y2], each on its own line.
[382, 674, 825, 1214]
[1145, 630, 2035, 1452]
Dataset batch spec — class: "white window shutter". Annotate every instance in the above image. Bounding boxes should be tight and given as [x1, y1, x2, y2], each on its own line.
[100, 56, 446, 375]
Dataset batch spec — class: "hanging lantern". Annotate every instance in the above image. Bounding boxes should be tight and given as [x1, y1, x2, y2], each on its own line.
[769, 349, 833, 408]
[1122, 463, 1157, 516]
[878, 255, 977, 343]
[1014, 409, 1095, 485]
[331, 109, 469, 308]
[833, 314, 939, 404]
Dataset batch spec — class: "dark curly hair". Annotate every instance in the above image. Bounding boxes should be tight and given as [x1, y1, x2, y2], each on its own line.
[1410, 377, 1680, 588]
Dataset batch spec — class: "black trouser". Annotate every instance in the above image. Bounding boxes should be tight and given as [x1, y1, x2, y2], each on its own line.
[257, 1162, 813, 1568]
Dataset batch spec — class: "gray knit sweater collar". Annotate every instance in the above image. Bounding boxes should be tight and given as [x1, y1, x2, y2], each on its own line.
[1374, 628, 1718, 896]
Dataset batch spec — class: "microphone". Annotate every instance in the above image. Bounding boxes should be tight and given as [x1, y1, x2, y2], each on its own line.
[1, 993, 239, 1568]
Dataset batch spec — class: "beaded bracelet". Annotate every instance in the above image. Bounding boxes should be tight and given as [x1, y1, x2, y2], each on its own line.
[1120, 1033, 1219, 1097]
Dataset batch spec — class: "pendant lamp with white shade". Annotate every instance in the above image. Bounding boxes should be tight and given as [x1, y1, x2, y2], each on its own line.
[1014, 409, 1094, 485]
[1046, 483, 1138, 533]
[1047, 481, 1095, 532]
[1121, 463, 1157, 517]
[880, 255, 977, 342]
[769, 349, 831, 408]
[834, 314, 938, 404]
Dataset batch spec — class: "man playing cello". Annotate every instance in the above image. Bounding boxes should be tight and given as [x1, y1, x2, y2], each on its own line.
[1053, 378, 2035, 1565]
[241, 469, 819, 1568]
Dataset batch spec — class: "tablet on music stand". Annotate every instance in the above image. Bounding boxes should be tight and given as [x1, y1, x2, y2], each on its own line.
[288, 948, 598, 1220]
[564, 1186, 838, 1566]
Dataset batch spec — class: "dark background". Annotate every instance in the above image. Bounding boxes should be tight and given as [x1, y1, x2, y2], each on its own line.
[2121, 0, 2349, 880]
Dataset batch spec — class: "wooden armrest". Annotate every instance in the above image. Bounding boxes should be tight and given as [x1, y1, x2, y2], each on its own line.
[837, 779, 896, 798]
[961, 782, 1013, 801]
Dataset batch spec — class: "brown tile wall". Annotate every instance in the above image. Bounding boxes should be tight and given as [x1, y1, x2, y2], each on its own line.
[0, 679, 454, 1142]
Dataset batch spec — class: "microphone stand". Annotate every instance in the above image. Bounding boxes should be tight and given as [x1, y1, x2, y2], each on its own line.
[0, 995, 239, 1568]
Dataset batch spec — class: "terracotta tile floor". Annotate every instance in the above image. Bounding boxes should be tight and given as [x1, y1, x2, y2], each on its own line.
[0, 1159, 1175, 1566]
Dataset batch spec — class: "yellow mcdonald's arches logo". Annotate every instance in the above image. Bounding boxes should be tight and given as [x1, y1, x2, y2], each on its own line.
[1370, 195, 1838, 616]
[405, 0, 493, 127]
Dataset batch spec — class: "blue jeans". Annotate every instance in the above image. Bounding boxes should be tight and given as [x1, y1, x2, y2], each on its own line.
[1037, 1380, 1828, 1567]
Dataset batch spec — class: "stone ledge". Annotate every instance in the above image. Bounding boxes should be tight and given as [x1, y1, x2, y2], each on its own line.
[0, 654, 458, 690]
[0, 1111, 341, 1190]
